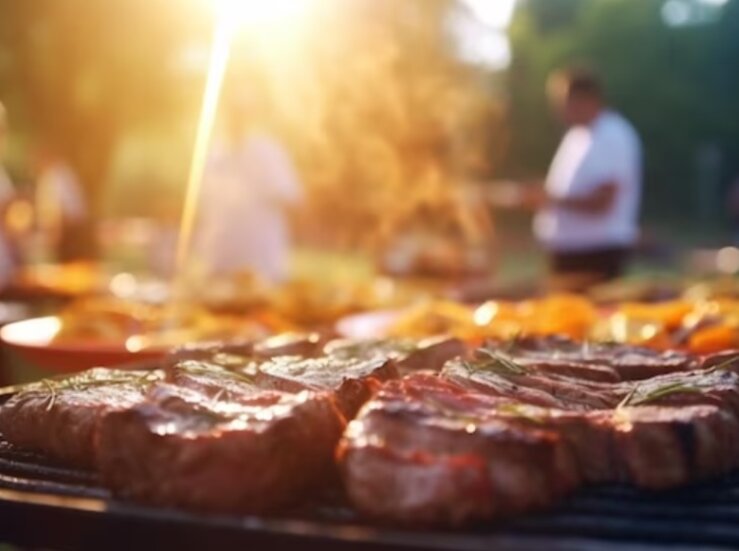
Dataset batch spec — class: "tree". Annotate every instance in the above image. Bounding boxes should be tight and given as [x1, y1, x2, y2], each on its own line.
[0, 0, 209, 249]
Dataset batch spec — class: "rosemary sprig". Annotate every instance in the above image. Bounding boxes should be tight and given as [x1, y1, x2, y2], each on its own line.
[22, 369, 162, 403]
[616, 385, 639, 410]
[705, 354, 739, 374]
[502, 331, 523, 354]
[618, 381, 703, 408]
[474, 348, 528, 376]
[41, 379, 57, 412]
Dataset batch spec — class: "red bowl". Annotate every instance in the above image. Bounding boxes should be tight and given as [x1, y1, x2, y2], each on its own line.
[0, 316, 165, 373]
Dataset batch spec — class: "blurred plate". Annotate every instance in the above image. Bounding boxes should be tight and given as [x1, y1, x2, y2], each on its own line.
[335, 309, 402, 339]
[0, 316, 164, 373]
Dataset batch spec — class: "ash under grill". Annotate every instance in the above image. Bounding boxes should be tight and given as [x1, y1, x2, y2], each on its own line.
[0, 437, 737, 550]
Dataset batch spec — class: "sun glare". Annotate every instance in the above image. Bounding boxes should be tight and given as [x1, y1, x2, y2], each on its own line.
[213, 0, 315, 28]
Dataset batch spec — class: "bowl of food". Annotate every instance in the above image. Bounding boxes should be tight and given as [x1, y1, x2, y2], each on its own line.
[0, 297, 270, 372]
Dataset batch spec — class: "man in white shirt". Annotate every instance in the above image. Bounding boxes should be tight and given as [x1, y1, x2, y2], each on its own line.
[531, 67, 642, 284]
[488, 69, 642, 285]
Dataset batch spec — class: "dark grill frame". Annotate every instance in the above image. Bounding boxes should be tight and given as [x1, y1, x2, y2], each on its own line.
[0, 438, 738, 551]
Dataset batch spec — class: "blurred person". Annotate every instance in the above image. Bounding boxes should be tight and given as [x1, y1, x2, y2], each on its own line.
[34, 147, 88, 261]
[492, 67, 642, 287]
[0, 102, 20, 289]
[192, 85, 303, 283]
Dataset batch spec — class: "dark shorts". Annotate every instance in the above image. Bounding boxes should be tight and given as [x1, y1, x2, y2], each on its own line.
[549, 246, 630, 283]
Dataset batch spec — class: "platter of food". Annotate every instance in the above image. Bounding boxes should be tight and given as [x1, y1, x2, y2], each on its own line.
[0, 296, 274, 371]
[337, 294, 739, 354]
[0, 316, 165, 372]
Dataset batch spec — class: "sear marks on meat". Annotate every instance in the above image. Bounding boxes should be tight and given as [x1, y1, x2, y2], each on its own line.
[165, 361, 262, 402]
[324, 336, 468, 374]
[489, 336, 695, 381]
[442, 356, 620, 411]
[338, 374, 579, 526]
[98, 382, 345, 514]
[494, 403, 739, 488]
[616, 368, 739, 417]
[607, 405, 739, 488]
[252, 355, 399, 418]
[340, 367, 739, 524]
[0, 368, 162, 468]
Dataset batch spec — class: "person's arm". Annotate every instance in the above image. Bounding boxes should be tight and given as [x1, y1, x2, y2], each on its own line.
[551, 181, 618, 215]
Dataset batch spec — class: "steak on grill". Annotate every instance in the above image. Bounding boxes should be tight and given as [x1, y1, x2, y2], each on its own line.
[98, 382, 345, 514]
[251, 355, 399, 418]
[0, 368, 162, 468]
[490, 336, 695, 381]
[324, 336, 468, 374]
[338, 373, 579, 526]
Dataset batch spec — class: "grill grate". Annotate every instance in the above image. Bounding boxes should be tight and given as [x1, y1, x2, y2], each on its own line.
[0, 436, 738, 551]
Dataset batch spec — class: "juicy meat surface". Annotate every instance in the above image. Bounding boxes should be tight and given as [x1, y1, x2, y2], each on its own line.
[98, 382, 345, 514]
[0, 368, 162, 468]
[324, 336, 468, 374]
[338, 374, 579, 526]
[442, 357, 622, 410]
[490, 336, 695, 381]
[4, 334, 739, 527]
[252, 355, 399, 418]
[607, 404, 739, 488]
[339, 370, 739, 525]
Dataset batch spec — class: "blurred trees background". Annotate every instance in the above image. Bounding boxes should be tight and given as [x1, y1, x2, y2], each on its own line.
[0, 0, 500, 252]
[506, 0, 739, 231]
[0, 0, 209, 204]
[0, 0, 737, 253]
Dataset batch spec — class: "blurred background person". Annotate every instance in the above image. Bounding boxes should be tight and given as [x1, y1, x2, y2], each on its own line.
[0, 102, 20, 289]
[33, 146, 88, 262]
[192, 83, 303, 283]
[492, 67, 642, 290]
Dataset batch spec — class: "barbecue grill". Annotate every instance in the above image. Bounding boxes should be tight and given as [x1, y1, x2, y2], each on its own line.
[0, 436, 737, 551]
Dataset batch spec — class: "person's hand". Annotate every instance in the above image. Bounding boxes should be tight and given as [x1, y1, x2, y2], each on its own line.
[486, 181, 548, 211]
[518, 185, 549, 210]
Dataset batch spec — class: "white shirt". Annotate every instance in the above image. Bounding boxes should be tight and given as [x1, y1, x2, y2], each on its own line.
[193, 133, 303, 282]
[534, 110, 642, 252]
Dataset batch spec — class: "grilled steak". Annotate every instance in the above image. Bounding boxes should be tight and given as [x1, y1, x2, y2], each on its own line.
[324, 336, 468, 373]
[252, 355, 399, 418]
[442, 356, 620, 410]
[608, 404, 739, 488]
[491, 336, 695, 381]
[442, 354, 739, 485]
[0, 368, 162, 468]
[338, 374, 579, 526]
[98, 382, 344, 514]
[4, 334, 739, 526]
